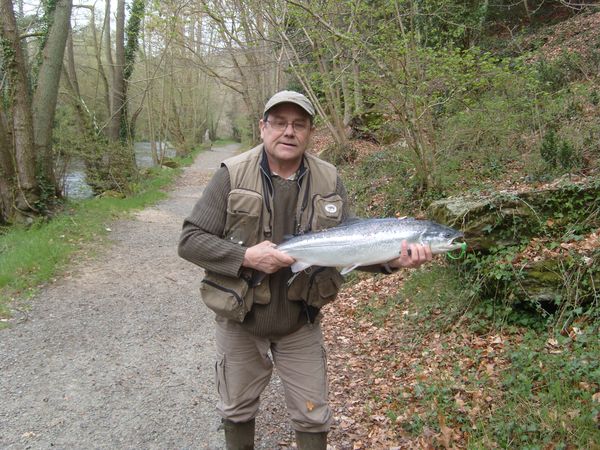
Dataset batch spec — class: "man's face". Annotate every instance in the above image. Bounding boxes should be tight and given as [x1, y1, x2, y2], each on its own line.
[259, 103, 313, 167]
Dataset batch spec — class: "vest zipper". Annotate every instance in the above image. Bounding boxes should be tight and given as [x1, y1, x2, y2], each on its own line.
[295, 169, 310, 234]
[260, 165, 274, 237]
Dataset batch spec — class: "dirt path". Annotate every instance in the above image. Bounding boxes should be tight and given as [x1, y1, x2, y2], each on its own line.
[0, 144, 293, 449]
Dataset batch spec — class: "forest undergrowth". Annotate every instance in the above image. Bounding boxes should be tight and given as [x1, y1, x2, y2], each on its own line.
[316, 12, 600, 449]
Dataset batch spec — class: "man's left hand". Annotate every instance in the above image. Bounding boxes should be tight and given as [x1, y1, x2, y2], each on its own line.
[387, 240, 432, 269]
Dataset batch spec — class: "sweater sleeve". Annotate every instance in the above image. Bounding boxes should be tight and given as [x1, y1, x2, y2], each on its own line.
[177, 167, 247, 277]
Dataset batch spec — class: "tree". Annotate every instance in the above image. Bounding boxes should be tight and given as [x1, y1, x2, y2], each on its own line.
[0, 109, 17, 223]
[107, 0, 126, 143]
[0, 0, 73, 221]
[33, 0, 73, 190]
[1, 0, 40, 221]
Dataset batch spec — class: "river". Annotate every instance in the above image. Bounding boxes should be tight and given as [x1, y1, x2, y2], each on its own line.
[63, 142, 176, 199]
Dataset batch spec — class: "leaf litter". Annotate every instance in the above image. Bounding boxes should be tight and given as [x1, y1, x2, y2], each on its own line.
[321, 271, 516, 449]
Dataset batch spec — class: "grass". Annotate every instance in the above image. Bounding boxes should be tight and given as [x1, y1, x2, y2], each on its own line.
[0, 148, 203, 326]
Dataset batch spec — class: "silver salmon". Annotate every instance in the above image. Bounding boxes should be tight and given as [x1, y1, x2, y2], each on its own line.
[277, 218, 464, 274]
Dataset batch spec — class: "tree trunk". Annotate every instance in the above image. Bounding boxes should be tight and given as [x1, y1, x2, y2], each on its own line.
[121, 0, 145, 143]
[0, 0, 39, 215]
[340, 63, 352, 126]
[352, 54, 363, 114]
[87, 2, 110, 123]
[170, 97, 188, 157]
[108, 0, 126, 143]
[32, 0, 72, 191]
[103, 0, 115, 125]
[0, 111, 16, 223]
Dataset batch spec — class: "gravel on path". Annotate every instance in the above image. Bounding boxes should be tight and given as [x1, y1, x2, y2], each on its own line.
[0, 144, 293, 450]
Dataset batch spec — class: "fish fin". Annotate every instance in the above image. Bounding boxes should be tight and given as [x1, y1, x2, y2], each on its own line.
[340, 264, 362, 275]
[291, 261, 312, 273]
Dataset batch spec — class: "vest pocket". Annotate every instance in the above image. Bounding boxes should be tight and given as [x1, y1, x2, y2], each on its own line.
[287, 267, 344, 309]
[200, 272, 253, 323]
[224, 188, 263, 247]
[311, 194, 343, 231]
[252, 280, 271, 305]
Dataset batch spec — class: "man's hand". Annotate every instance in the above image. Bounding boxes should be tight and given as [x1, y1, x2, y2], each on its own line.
[387, 240, 432, 269]
[243, 241, 295, 274]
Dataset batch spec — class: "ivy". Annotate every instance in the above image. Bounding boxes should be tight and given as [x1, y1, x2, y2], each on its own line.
[119, 0, 146, 143]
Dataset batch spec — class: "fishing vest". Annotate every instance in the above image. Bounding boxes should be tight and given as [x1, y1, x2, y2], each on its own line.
[199, 144, 345, 322]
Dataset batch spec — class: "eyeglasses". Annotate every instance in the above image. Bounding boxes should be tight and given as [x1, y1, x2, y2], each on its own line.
[265, 119, 311, 133]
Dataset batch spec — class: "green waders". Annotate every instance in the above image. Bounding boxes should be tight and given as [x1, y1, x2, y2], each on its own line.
[295, 430, 328, 450]
[223, 419, 255, 450]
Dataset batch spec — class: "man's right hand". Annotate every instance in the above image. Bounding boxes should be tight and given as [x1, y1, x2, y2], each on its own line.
[242, 241, 295, 273]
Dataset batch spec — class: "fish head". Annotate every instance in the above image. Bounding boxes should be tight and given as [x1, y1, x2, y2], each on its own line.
[419, 222, 465, 254]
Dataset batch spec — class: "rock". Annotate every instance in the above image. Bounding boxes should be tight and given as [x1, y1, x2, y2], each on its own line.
[428, 179, 600, 251]
[517, 253, 600, 304]
[161, 159, 179, 169]
[427, 178, 600, 308]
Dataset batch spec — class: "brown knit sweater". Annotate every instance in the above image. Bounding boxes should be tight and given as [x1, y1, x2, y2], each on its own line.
[178, 166, 352, 338]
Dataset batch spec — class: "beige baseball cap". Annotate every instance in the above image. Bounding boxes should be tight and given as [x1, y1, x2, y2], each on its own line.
[263, 90, 315, 118]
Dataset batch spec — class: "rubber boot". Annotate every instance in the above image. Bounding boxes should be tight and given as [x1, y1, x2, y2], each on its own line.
[222, 418, 255, 450]
[295, 430, 328, 450]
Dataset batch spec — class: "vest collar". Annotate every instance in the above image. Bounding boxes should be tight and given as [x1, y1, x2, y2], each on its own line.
[260, 147, 308, 187]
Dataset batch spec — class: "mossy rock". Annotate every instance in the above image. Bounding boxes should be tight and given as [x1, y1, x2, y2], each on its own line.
[427, 178, 600, 251]
[515, 253, 600, 304]
[161, 159, 179, 169]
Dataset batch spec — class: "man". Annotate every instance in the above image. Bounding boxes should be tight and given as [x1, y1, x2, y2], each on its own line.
[178, 90, 432, 450]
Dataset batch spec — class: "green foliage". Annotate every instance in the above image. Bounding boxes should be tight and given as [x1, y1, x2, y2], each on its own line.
[355, 263, 475, 331]
[397, 263, 475, 328]
[535, 54, 579, 93]
[342, 147, 414, 216]
[436, 59, 540, 184]
[120, 0, 145, 143]
[540, 129, 559, 167]
[1, 36, 18, 108]
[85, 141, 138, 194]
[124, 0, 145, 82]
[53, 105, 138, 195]
[455, 180, 600, 318]
[536, 47, 600, 93]
[540, 129, 583, 172]
[470, 327, 600, 448]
